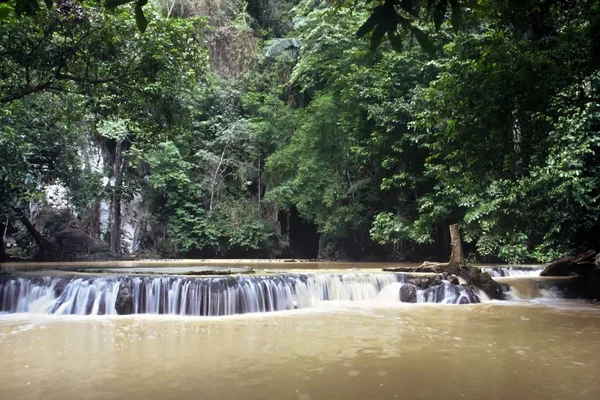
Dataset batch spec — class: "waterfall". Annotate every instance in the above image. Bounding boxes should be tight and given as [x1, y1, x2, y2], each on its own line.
[481, 266, 542, 277]
[0, 272, 481, 316]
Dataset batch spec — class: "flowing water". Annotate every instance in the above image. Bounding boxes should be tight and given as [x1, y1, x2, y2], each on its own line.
[1, 262, 599, 400]
[0, 272, 479, 316]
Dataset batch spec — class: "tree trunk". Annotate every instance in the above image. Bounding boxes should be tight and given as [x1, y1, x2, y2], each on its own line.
[447, 223, 465, 269]
[19, 212, 58, 261]
[110, 140, 124, 255]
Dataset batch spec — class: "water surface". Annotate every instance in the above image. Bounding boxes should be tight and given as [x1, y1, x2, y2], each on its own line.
[1, 301, 599, 400]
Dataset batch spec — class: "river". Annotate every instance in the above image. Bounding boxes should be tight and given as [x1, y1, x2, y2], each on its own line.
[1, 262, 599, 399]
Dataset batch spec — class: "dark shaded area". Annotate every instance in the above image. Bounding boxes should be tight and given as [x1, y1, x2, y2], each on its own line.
[288, 207, 319, 259]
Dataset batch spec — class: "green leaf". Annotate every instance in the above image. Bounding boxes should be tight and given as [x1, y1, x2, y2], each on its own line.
[409, 26, 435, 57]
[0, 6, 12, 19]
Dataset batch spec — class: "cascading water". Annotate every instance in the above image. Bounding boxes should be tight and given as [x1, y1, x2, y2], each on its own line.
[0, 272, 481, 316]
[481, 266, 543, 277]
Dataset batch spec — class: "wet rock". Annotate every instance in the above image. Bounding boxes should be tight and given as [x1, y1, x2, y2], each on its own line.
[558, 271, 600, 301]
[115, 284, 133, 315]
[399, 283, 417, 303]
[53, 278, 68, 297]
[403, 275, 442, 289]
[453, 266, 504, 300]
[442, 272, 460, 285]
[444, 283, 461, 300]
[540, 250, 597, 277]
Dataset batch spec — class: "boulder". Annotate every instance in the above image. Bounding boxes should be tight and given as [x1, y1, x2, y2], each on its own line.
[452, 266, 504, 300]
[540, 250, 597, 277]
[53, 225, 109, 259]
[399, 283, 417, 303]
[115, 284, 134, 315]
[403, 274, 442, 289]
[442, 272, 460, 285]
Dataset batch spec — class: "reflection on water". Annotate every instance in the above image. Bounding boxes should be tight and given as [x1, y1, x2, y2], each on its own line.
[1, 302, 600, 400]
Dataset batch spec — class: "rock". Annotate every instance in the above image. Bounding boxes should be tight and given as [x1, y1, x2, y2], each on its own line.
[53, 278, 68, 297]
[540, 250, 597, 277]
[403, 275, 443, 289]
[115, 284, 133, 315]
[557, 269, 600, 301]
[442, 272, 460, 285]
[596, 253, 600, 268]
[452, 266, 504, 300]
[399, 283, 417, 303]
[53, 225, 109, 259]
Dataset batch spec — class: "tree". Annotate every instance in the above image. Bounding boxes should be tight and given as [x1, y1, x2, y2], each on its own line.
[0, 2, 209, 259]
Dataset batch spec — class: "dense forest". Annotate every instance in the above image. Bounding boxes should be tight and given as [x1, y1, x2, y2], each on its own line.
[1, 0, 599, 263]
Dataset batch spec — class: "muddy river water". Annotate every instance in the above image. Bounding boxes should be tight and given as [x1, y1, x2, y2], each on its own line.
[1, 262, 599, 399]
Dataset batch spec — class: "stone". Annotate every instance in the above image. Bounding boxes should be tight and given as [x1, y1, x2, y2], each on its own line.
[399, 283, 417, 303]
[453, 266, 504, 300]
[442, 272, 460, 285]
[115, 285, 133, 315]
[540, 250, 598, 277]
[403, 275, 443, 289]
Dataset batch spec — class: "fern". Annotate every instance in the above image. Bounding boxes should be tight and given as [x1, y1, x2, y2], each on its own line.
[265, 38, 303, 57]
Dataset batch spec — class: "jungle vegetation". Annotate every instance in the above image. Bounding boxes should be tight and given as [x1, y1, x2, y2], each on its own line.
[1, 0, 599, 263]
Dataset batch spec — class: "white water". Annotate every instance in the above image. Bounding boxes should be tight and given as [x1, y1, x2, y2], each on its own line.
[0, 272, 482, 316]
[481, 266, 543, 277]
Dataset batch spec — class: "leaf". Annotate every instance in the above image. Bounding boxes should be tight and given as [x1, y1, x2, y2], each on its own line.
[265, 38, 302, 57]
[449, 0, 461, 31]
[409, 26, 435, 57]
[357, 6, 384, 38]
[0, 6, 11, 19]
[43, 0, 51, 9]
[134, 0, 148, 33]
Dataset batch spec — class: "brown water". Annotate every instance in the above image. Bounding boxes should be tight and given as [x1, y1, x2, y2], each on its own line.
[2, 301, 600, 400]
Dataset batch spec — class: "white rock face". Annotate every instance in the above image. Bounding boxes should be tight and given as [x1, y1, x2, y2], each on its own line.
[121, 194, 144, 254]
